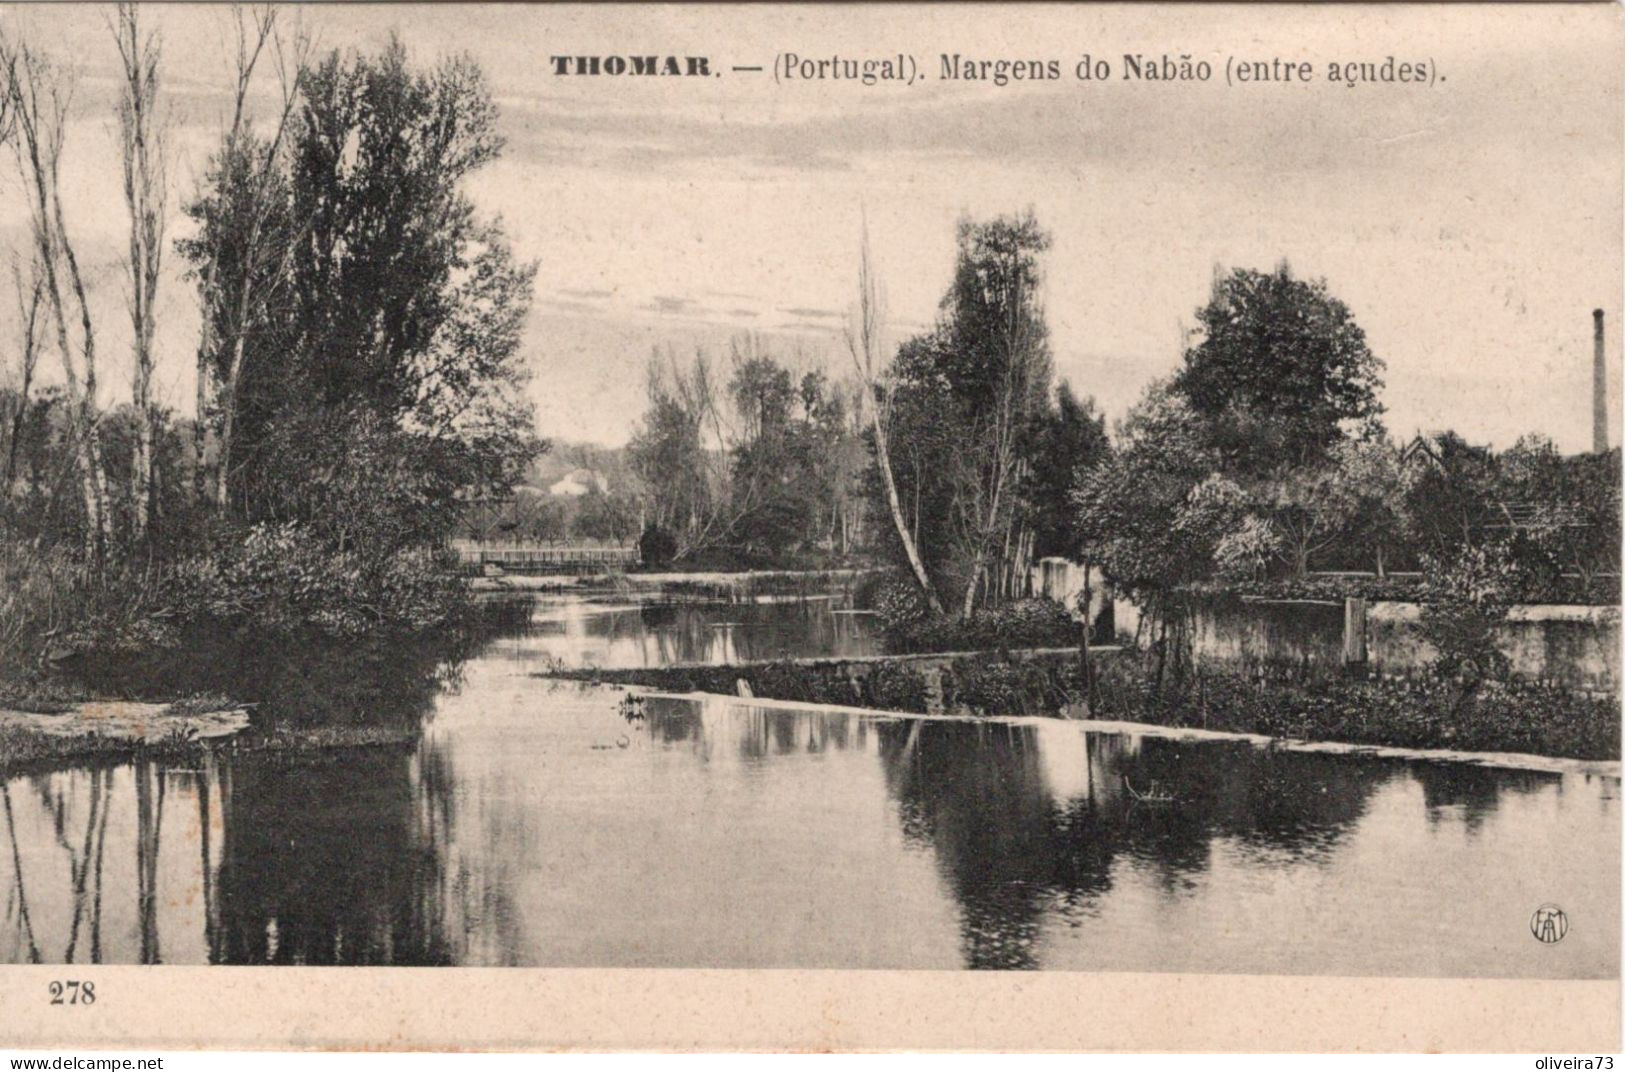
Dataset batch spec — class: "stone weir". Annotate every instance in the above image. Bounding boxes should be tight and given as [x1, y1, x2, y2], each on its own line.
[539, 646, 1119, 717]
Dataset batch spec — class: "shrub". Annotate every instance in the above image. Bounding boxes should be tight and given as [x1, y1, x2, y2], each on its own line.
[883, 598, 1077, 654]
[866, 661, 929, 711]
[167, 523, 466, 638]
[0, 536, 177, 683]
[870, 574, 932, 629]
[0, 538, 91, 677]
[638, 524, 677, 568]
[1088, 650, 1619, 761]
[1418, 543, 1523, 687]
[947, 657, 1078, 716]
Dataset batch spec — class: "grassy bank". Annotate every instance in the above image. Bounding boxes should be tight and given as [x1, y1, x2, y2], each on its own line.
[0, 526, 511, 778]
[877, 597, 1081, 654]
[547, 645, 1619, 762]
[0, 713, 423, 778]
[1089, 657, 1619, 761]
[0, 722, 152, 772]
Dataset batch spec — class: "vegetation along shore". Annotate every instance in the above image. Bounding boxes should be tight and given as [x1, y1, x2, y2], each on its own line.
[0, 9, 1616, 774]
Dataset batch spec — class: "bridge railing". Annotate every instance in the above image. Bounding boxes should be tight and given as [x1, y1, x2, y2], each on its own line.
[450, 540, 642, 572]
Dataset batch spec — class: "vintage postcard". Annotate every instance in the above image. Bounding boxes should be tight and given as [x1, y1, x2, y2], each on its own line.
[0, 0, 1618, 1054]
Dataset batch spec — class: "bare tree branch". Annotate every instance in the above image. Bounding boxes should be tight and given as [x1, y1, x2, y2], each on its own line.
[844, 212, 943, 614]
[1, 33, 109, 560]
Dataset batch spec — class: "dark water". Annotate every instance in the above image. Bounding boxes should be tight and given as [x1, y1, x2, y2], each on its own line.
[482, 590, 882, 670]
[1, 592, 1617, 975]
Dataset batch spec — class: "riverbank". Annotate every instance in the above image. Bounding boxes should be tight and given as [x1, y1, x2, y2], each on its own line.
[540, 645, 1622, 762]
[542, 647, 1092, 716]
[470, 566, 877, 596]
[0, 697, 425, 776]
[0, 698, 247, 772]
[629, 689, 1623, 778]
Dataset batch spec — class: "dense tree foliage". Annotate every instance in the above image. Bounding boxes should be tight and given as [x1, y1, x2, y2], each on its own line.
[1024, 382, 1108, 560]
[864, 210, 1090, 617]
[0, 27, 546, 685]
[625, 338, 867, 565]
[1072, 383, 1234, 610]
[1073, 264, 1619, 694]
[1174, 264, 1385, 475]
[184, 38, 543, 557]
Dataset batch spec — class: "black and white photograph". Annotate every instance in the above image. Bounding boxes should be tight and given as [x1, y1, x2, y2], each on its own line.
[0, 0, 1618, 1054]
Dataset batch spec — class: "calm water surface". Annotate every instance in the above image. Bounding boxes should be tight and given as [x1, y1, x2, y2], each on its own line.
[1, 591, 1617, 974]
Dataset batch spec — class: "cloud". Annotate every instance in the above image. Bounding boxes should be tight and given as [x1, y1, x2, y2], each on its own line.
[538, 298, 605, 314]
[778, 320, 844, 335]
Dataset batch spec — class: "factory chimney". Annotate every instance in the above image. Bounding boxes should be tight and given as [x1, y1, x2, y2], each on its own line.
[1594, 309, 1608, 453]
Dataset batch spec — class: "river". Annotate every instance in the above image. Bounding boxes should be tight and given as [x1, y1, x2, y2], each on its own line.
[1, 587, 1617, 974]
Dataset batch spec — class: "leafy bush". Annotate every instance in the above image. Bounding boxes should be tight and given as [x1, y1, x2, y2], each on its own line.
[168, 523, 466, 638]
[0, 538, 92, 676]
[1192, 575, 1430, 602]
[638, 523, 678, 568]
[1189, 568, 1619, 606]
[866, 661, 929, 711]
[0, 535, 176, 682]
[883, 598, 1077, 654]
[1418, 543, 1523, 687]
[947, 656, 1079, 716]
[1090, 652, 1618, 761]
[869, 574, 932, 629]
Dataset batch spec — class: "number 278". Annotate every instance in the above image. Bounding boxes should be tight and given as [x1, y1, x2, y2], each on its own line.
[48, 981, 95, 1005]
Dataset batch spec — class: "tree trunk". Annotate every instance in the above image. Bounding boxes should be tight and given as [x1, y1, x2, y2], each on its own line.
[960, 549, 984, 620]
[1077, 561, 1096, 715]
[214, 329, 250, 509]
[4, 324, 35, 493]
[119, 1, 163, 543]
[873, 415, 943, 615]
[8, 45, 110, 562]
[193, 351, 210, 502]
[3, 398, 22, 491]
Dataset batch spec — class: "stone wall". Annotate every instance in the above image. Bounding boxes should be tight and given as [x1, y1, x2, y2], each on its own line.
[1186, 594, 1620, 694]
[1031, 557, 1132, 640]
[1191, 596, 1346, 675]
[1367, 602, 1620, 692]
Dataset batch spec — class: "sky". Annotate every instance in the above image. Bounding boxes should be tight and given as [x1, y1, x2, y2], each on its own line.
[0, 2, 1620, 452]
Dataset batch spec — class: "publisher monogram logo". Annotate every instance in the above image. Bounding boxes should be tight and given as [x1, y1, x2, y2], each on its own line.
[1530, 904, 1569, 944]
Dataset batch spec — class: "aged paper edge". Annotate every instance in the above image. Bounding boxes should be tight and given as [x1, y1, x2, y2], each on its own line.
[0, 968, 1617, 1053]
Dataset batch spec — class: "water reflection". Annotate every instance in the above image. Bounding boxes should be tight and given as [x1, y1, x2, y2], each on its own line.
[876, 724, 1399, 968]
[73, 630, 466, 730]
[1, 593, 1617, 976]
[4, 689, 1616, 975]
[214, 748, 459, 965]
[481, 593, 880, 670]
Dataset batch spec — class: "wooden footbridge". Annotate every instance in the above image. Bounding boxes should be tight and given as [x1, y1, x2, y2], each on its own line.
[450, 539, 640, 574]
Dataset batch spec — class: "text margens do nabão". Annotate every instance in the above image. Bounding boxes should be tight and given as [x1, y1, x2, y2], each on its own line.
[937, 53, 1438, 87]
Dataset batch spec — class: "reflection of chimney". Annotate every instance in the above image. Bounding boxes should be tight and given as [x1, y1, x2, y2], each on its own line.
[1595, 309, 1608, 453]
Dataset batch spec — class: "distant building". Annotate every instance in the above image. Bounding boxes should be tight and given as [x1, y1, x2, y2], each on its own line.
[1398, 433, 1444, 471]
[548, 468, 609, 497]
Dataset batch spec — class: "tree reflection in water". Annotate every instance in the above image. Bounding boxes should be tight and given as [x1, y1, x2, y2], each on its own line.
[216, 748, 448, 964]
[0, 630, 500, 966]
[877, 722, 1390, 969]
[2, 765, 121, 964]
[482, 592, 877, 669]
[0, 648, 1611, 972]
